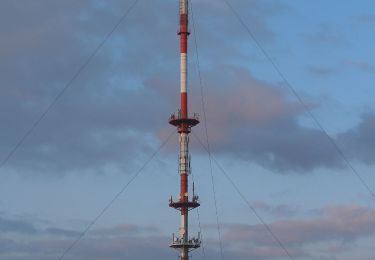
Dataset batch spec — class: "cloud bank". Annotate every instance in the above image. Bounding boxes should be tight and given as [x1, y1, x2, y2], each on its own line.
[1, 0, 374, 177]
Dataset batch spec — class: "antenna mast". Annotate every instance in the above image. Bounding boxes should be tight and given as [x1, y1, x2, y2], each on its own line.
[169, 1, 201, 259]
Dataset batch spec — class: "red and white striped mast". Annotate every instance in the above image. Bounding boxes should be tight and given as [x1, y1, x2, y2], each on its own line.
[169, 0, 201, 259]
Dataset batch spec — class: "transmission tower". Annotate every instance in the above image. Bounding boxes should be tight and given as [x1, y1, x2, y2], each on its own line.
[168, 1, 201, 260]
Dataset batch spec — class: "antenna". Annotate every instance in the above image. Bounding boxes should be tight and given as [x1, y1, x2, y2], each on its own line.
[168, 1, 201, 259]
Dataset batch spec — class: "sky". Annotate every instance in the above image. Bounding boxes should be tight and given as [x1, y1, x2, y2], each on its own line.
[1, 0, 375, 259]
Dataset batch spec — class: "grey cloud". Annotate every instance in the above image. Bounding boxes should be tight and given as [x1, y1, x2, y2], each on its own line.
[0, 216, 38, 234]
[0, 0, 287, 176]
[252, 202, 299, 218]
[338, 113, 375, 164]
[215, 117, 343, 172]
[0, 233, 307, 260]
[344, 60, 375, 74]
[227, 245, 307, 260]
[354, 14, 375, 24]
[306, 66, 337, 77]
[45, 227, 80, 238]
[0, 238, 18, 254]
[302, 24, 346, 46]
[320, 244, 354, 255]
[0, 0, 175, 175]
[191, 66, 343, 173]
[3, 0, 374, 176]
[0, 216, 177, 259]
[307, 60, 375, 78]
[0, 214, 82, 238]
[191, 64, 375, 172]
[0, 210, 374, 260]
[0, 236, 184, 260]
[91, 223, 158, 237]
[223, 204, 375, 247]
[0, 232, 251, 260]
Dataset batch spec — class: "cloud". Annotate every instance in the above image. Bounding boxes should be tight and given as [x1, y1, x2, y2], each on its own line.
[0, 214, 179, 259]
[1, 205, 375, 259]
[338, 113, 375, 164]
[189, 66, 343, 172]
[252, 202, 299, 218]
[191, 64, 375, 172]
[0, 213, 80, 238]
[0, 0, 176, 175]
[0, 236, 181, 260]
[0, 238, 18, 254]
[2, 0, 375, 176]
[45, 227, 81, 238]
[0, 216, 38, 234]
[0, 0, 288, 176]
[0, 228, 305, 260]
[354, 14, 375, 24]
[306, 66, 337, 77]
[223, 204, 375, 247]
[91, 223, 158, 237]
[307, 59, 375, 78]
[343, 60, 375, 74]
[302, 24, 346, 46]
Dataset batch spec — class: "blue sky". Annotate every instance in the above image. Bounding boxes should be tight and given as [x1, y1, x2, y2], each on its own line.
[1, 0, 375, 259]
